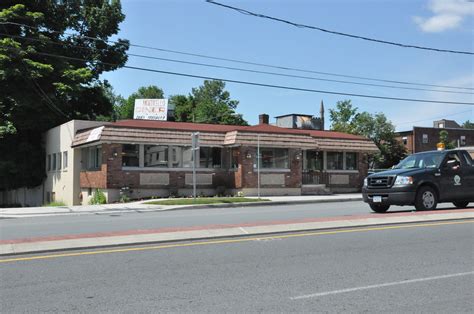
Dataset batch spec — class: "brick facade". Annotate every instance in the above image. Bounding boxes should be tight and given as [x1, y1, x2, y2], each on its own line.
[413, 127, 474, 152]
[79, 145, 369, 200]
[397, 127, 474, 154]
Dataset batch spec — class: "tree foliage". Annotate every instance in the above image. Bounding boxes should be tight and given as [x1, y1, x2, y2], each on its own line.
[0, 1, 129, 189]
[439, 130, 456, 149]
[171, 80, 247, 125]
[329, 100, 407, 168]
[462, 120, 474, 129]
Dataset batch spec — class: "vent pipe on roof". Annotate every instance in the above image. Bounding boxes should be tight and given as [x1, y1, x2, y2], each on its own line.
[259, 114, 269, 125]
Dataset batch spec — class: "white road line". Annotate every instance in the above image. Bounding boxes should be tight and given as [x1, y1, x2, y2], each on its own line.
[291, 271, 474, 300]
[239, 227, 249, 234]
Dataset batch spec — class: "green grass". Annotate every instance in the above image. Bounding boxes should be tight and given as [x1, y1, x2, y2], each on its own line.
[144, 197, 270, 206]
[44, 201, 67, 207]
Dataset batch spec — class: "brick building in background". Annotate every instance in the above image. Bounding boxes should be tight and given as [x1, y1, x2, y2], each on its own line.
[395, 119, 474, 154]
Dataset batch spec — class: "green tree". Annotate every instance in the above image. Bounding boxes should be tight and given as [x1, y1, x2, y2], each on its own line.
[328, 100, 358, 133]
[116, 85, 164, 119]
[462, 120, 474, 129]
[329, 100, 407, 168]
[96, 81, 126, 121]
[0, 1, 129, 189]
[439, 130, 456, 149]
[171, 80, 247, 125]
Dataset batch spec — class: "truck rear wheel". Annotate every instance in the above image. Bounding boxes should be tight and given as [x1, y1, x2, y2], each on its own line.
[415, 186, 438, 211]
[370, 204, 390, 213]
[453, 201, 469, 209]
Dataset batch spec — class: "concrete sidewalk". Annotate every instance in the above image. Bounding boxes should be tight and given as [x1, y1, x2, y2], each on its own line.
[1, 208, 472, 256]
[0, 194, 362, 218]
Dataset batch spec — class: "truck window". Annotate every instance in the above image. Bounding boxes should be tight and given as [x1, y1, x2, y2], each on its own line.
[442, 153, 461, 168]
[461, 151, 473, 166]
[394, 152, 443, 169]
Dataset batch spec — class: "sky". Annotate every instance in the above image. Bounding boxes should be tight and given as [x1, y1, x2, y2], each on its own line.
[102, 0, 474, 131]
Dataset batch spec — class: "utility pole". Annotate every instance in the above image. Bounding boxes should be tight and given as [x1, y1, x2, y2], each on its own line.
[191, 132, 200, 199]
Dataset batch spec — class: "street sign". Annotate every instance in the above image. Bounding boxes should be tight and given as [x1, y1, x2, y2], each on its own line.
[133, 99, 168, 120]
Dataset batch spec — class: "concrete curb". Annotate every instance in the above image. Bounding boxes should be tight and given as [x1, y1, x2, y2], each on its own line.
[0, 196, 363, 218]
[1, 209, 472, 256]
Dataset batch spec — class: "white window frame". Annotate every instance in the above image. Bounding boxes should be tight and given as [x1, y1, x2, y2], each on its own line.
[422, 134, 429, 144]
[63, 151, 68, 170]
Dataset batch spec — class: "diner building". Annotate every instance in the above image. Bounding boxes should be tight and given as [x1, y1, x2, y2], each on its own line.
[60, 114, 378, 205]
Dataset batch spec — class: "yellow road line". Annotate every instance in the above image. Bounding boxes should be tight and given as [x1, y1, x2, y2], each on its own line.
[1, 220, 472, 264]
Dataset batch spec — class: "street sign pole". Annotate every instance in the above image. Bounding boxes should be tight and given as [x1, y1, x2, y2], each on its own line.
[191, 132, 200, 199]
[257, 134, 260, 199]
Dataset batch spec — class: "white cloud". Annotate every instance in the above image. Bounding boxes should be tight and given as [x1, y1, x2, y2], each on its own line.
[414, 0, 474, 33]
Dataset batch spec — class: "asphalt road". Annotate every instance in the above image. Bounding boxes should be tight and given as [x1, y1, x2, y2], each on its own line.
[1, 220, 473, 312]
[0, 200, 462, 241]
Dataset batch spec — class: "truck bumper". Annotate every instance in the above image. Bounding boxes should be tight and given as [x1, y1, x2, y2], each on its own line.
[362, 187, 416, 206]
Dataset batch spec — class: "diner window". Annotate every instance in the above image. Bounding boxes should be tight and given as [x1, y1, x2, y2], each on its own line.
[122, 144, 139, 167]
[144, 145, 168, 167]
[327, 152, 344, 170]
[52, 153, 57, 170]
[306, 150, 323, 171]
[57, 152, 62, 170]
[230, 147, 239, 169]
[259, 148, 289, 169]
[63, 151, 68, 170]
[200, 147, 222, 168]
[88, 146, 102, 170]
[402, 137, 407, 145]
[181, 147, 193, 168]
[169, 147, 180, 167]
[422, 134, 428, 144]
[345, 152, 358, 170]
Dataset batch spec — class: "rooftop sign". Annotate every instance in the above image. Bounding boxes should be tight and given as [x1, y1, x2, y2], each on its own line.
[133, 99, 168, 121]
[86, 126, 104, 143]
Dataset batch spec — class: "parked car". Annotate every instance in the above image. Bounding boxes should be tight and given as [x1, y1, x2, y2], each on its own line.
[362, 149, 474, 213]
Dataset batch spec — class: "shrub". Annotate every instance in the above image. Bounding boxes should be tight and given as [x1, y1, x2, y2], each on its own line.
[44, 201, 66, 207]
[119, 194, 130, 203]
[90, 189, 107, 205]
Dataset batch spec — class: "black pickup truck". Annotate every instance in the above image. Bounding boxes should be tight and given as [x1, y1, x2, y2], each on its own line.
[362, 149, 474, 213]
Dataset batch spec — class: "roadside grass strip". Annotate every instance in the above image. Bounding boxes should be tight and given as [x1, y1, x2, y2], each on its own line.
[144, 197, 269, 206]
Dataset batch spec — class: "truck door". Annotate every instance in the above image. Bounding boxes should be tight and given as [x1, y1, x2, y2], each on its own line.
[459, 151, 474, 200]
[439, 152, 464, 201]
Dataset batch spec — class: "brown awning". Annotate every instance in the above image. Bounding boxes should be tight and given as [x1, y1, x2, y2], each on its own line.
[314, 138, 379, 152]
[72, 126, 225, 147]
[224, 131, 319, 149]
[71, 124, 378, 153]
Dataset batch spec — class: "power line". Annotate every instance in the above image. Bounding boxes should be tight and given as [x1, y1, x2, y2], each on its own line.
[1, 21, 472, 91]
[3, 32, 473, 96]
[206, 0, 474, 56]
[395, 109, 472, 126]
[10, 48, 474, 106]
[127, 53, 473, 95]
